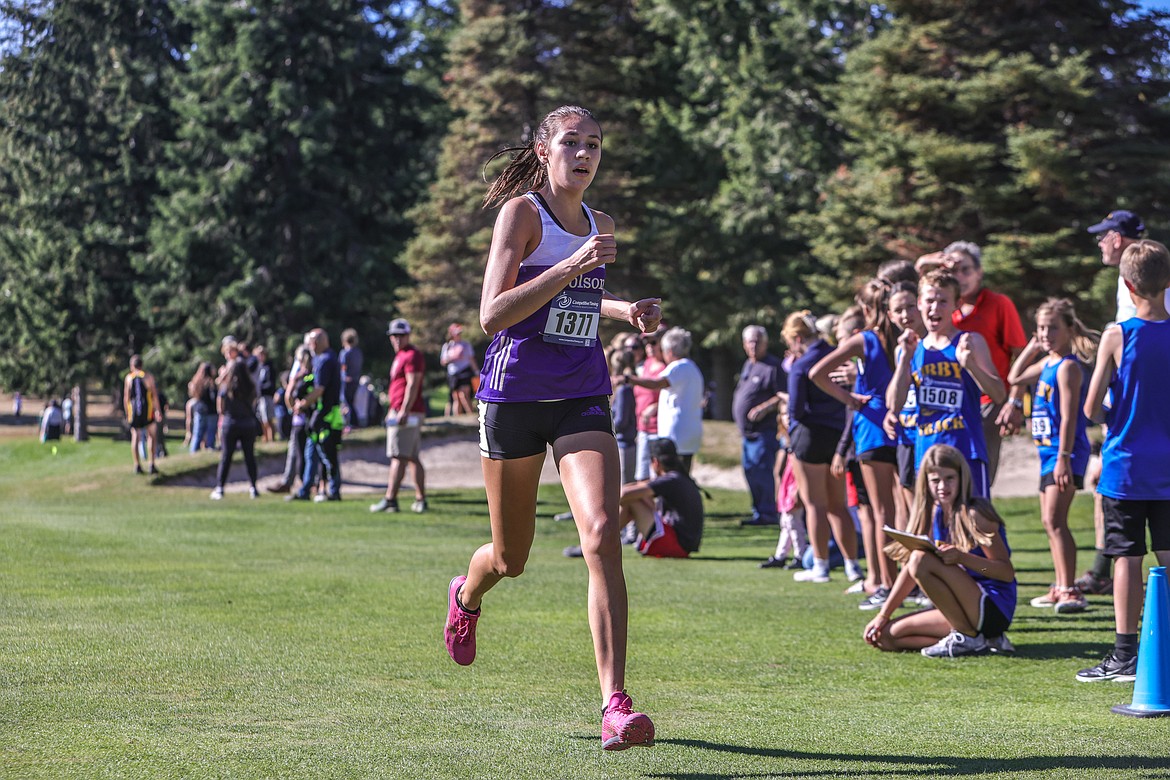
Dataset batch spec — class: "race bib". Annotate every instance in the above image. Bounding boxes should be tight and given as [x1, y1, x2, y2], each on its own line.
[1031, 414, 1052, 439]
[919, 382, 963, 412]
[903, 385, 918, 412]
[543, 289, 602, 347]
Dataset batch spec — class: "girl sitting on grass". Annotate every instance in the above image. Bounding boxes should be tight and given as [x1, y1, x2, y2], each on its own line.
[862, 444, 1017, 658]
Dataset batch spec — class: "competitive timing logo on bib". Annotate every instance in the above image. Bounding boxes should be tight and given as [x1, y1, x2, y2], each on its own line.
[556, 294, 573, 308]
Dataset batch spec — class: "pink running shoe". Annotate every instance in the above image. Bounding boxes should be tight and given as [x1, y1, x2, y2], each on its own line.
[601, 691, 655, 751]
[444, 575, 479, 666]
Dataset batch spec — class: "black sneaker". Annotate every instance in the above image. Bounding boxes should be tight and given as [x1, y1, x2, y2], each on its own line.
[783, 557, 803, 570]
[739, 517, 779, 527]
[1076, 650, 1137, 682]
[759, 556, 788, 569]
[563, 545, 584, 558]
[859, 586, 890, 611]
[620, 522, 638, 546]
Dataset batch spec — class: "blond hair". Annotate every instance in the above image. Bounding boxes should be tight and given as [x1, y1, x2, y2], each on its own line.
[1035, 298, 1099, 362]
[782, 310, 817, 344]
[1120, 239, 1170, 299]
[886, 444, 1004, 563]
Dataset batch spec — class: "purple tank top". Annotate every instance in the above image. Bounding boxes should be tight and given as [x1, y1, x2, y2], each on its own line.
[477, 193, 612, 403]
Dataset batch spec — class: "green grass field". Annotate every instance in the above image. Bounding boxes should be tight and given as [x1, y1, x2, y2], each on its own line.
[2, 434, 1168, 779]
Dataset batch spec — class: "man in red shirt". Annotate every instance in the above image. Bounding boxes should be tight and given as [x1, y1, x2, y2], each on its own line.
[370, 318, 428, 513]
[942, 241, 1028, 488]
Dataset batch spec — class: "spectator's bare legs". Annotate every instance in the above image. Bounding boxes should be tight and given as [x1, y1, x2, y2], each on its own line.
[1116, 550, 1170, 635]
[385, 458, 407, 501]
[856, 503, 877, 590]
[861, 462, 898, 588]
[793, 459, 830, 560]
[871, 550, 985, 651]
[410, 459, 426, 503]
[824, 465, 858, 559]
[130, 428, 143, 470]
[147, 423, 158, 470]
[1039, 483, 1078, 589]
[556, 431, 627, 705]
[895, 485, 913, 531]
[793, 460, 857, 560]
[619, 492, 656, 539]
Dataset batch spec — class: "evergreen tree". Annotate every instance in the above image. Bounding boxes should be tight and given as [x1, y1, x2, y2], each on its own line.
[810, 0, 1170, 324]
[145, 0, 433, 384]
[396, 0, 544, 349]
[0, 0, 183, 433]
[635, 0, 880, 341]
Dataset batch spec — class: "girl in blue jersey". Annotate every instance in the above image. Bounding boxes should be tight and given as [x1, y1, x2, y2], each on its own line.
[1008, 298, 1098, 614]
[862, 444, 1017, 657]
[884, 282, 925, 526]
[886, 270, 1005, 499]
[442, 106, 661, 750]
[811, 280, 902, 608]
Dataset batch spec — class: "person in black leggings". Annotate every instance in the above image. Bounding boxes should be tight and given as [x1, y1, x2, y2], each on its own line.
[210, 359, 260, 500]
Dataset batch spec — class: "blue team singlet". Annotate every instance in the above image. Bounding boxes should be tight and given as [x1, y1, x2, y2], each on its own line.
[911, 334, 987, 470]
[932, 506, 1017, 624]
[1098, 318, 1170, 500]
[477, 192, 612, 403]
[853, 330, 896, 455]
[1031, 354, 1090, 479]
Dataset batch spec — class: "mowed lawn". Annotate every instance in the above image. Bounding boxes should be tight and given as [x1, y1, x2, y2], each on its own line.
[1, 434, 1168, 779]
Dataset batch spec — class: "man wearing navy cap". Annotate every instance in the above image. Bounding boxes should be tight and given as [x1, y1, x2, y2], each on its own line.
[1087, 209, 1169, 321]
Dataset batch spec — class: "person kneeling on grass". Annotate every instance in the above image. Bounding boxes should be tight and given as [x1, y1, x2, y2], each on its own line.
[862, 444, 1017, 658]
[564, 438, 704, 559]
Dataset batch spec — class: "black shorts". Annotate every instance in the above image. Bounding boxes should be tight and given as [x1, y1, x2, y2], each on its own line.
[789, 422, 841, 466]
[1101, 496, 1170, 557]
[857, 445, 897, 465]
[479, 395, 613, 460]
[979, 594, 1011, 637]
[847, 460, 870, 507]
[896, 443, 916, 490]
[448, 366, 475, 392]
[1039, 472, 1085, 492]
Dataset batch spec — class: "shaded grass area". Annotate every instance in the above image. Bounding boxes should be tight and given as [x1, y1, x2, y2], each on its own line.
[2, 436, 1168, 779]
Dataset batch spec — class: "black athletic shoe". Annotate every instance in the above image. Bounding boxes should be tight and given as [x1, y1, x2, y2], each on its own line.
[759, 556, 788, 569]
[739, 517, 780, 527]
[1076, 650, 1137, 683]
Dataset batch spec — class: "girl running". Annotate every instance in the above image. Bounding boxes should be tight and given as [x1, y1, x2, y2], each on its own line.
[442, 106, 661, 750]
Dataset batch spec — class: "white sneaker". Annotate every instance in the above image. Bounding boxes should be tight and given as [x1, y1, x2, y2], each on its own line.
[793, 567, 830, 583]
[210, 487, 224, 500]
[845, 560, 865, 583]
[411, 498, 428, 513]
[921, 630, 990, 658]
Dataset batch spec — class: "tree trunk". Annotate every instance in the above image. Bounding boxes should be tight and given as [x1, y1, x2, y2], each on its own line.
[72, 384, 89, 442]
[709, 345, 733, 422]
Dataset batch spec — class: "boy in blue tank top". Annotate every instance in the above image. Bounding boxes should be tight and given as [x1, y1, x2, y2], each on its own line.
[1079, 239, 1170, 683]
[887, 270, 1006, 499]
